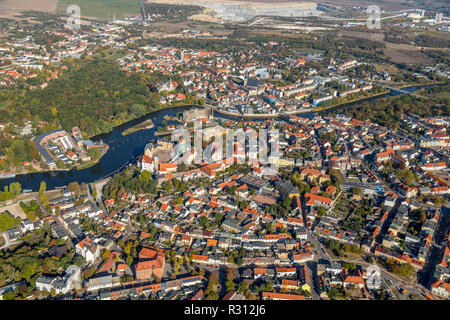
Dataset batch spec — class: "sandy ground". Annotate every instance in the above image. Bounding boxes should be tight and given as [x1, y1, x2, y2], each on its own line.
[189, 9, 220, 23]
[383, 47, 431, 64]
[374, 63, 400, 75]
[92, 178, 110, 202]
[0, 189, 61, 220]
[0, 201, 27, 219]
[337, 30, 438, 64]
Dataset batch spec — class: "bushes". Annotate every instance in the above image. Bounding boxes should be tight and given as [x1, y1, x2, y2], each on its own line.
[103, 168, 158, 200]
[87, 148, 102, 161]
[20, 200, 44, 220]
[0, 182, 22, 202]
[341, 94, 448, 130]
[0, 211, 21, 232]
[2, 290, 15, 300]
[0, 233, 81, 297]
[327, 284, 350, 300]
[0, 58, 160, 137]
[382, 258, 415, 279]
[326, 239, 360, 256]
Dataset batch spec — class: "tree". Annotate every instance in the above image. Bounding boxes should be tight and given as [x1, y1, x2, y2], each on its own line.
[282, 197, 292, 210]
[204, 273, 219, 300]
[226, 268, 235, 281]
[90, 185, 97, 199]
[126, 254, 134, 266]
[204, 289, 218, 300]
[161, 181, 172, 193]
[38, 181, 49, 207]
[225, 280, 235, 291]
[199, 216, 209, 229]
[327, 286, 340, 299]
[2, 290, 15, 300]
[139, 170, 152, 183]
[239, 200, 249, 210]
[39, 181, 46, 195]
[173, 259, 180, 274]
[43, 257, 59, 273]
[72, 256, 86, 267]
[317, 206, 326, 217]
[68, 182, 81, 195]
[260, 282, 273, 292]
[237, 281, 249, 294]
[9, 182, 21, 197]
[22, 261, 40, 283]
[0, 211, 20, 231]
[102, 249, 111, 261]
[174, 196, 183, 206]
[432, 196, 447, 206]
[343, 263, 357, 272]
[418, 209, 427, 224]
[88, 148, 102, 161]
[214, 212, 223, 227]
[208, 272, 219, 285]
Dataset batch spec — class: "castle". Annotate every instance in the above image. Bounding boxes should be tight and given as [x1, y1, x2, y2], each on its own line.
[138, 140, 174, 172]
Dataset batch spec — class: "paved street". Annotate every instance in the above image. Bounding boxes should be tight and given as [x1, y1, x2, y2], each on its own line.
[0, 231, 22, 250]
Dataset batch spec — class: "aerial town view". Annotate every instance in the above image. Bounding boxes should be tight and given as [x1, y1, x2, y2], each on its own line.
[0, 0, 448, 311]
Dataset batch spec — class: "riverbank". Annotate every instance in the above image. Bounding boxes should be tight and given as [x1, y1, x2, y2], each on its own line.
[209, 82, 448, 120]
[0, 144, 110, 177]
[10, 104, 185, 176]
[315, 89, 390, 113]
[0, 165, 72, 177]
[207, 89, 391, 119]
[89, 103, 203, 141]
[75, 156, 103, 171]
[0, 105, 196, 191]
[397, 81, 448, 90]
[0, 81, 444, 192]
[122, 119, 154, 136]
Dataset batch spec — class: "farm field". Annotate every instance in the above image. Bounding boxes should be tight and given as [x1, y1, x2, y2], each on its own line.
[337, 30, 440, 64]
[57, 0, 141, 19]
[0, 0, 58, 20]
[321, 0, 449, 12]
[0, 0, 58, 11]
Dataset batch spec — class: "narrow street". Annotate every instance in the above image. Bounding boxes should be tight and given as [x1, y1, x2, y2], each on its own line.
[0, 231, 22, 250]
[420, 208, 450, 288]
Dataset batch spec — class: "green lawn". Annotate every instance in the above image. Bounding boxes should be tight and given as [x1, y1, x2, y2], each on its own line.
[58, 0, 140, 19]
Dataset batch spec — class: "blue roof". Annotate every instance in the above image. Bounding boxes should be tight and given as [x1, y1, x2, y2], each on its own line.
[84, 140, 95, 147]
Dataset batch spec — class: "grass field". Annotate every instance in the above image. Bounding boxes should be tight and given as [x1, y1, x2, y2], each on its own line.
[0, 0, 58, 20]
[57, 0, 140, 19]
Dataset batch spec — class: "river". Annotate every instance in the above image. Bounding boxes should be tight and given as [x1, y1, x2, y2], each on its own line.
[0, 82, 447, 191]
[0, 106, 188, 191]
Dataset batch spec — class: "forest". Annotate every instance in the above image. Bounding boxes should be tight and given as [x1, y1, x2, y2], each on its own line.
[103, 167, 158, 201]
[144, 3, 203, 22]
[0, 228, 85, 299]
[334, 86, 449, 129]
[0, 57, 161, 137]
[0, 136, 41, 171]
